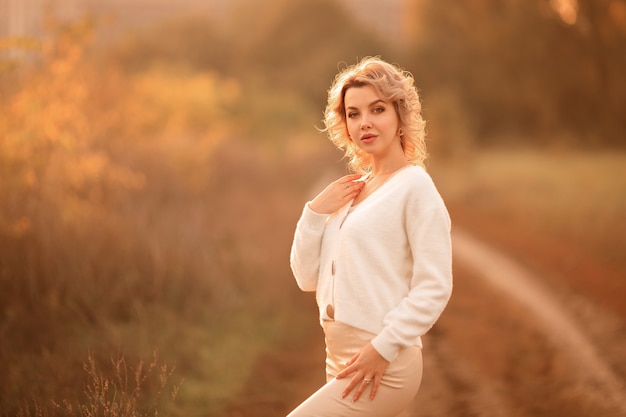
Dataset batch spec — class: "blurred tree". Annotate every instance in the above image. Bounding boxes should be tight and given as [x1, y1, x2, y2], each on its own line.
[226, 0, 390, 106]
[574, 0, 626, 145]
[111, 15, 233, 73]
[407, 0, 626, 147]
[111, 0, 392, 109]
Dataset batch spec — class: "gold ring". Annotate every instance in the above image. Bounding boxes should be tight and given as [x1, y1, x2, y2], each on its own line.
[364, 379, 372, 384]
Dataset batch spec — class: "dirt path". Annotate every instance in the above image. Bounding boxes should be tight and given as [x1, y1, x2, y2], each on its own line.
[227, 229, 626, 417]
[417, 229, 626, 417]
[452, 230, 625, 401]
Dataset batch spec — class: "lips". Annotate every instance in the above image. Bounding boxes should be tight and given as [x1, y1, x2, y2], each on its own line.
[360, 133, 377, 144]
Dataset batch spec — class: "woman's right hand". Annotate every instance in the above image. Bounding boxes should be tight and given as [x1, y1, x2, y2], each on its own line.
[309, 174, 364, 214]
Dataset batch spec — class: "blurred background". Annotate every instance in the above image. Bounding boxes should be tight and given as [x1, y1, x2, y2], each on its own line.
[1, 0, 625, 416]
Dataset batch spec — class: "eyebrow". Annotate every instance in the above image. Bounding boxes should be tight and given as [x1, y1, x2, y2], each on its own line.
[345, 99, 386, 111]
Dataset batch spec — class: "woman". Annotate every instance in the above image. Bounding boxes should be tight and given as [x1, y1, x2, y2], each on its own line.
[288, 57, 452, 417]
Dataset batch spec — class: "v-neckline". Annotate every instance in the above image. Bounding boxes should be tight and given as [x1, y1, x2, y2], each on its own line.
[351, 165, 412, 208]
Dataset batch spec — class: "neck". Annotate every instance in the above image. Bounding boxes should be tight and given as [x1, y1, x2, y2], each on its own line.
[370, 144, 409, 176]
[371, 159, 409, 177]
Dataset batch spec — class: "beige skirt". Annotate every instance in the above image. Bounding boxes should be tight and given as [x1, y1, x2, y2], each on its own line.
[287, 320, 423, 417]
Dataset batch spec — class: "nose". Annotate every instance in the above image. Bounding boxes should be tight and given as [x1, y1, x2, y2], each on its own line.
[360, 114, 372, 130]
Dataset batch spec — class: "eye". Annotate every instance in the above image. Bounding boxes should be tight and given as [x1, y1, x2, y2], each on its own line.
[347, 111, 359, 119]
[372, 106, 385, 114]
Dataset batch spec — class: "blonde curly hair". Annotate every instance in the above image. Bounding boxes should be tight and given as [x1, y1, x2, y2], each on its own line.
[322, 57, 427, 173]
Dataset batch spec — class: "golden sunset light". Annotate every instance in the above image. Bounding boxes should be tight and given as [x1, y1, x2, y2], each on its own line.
[1, 1, 625, 416]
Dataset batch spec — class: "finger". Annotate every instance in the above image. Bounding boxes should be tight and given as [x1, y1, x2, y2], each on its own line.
[341, 374, 361, 399]
[336, 367, 358, 380]
[352, 377, 372, 402]
[335, 363, 356, 380]
[345, 352, 359, 368]
[344, 174, 366, 185]
[342, 174, 363, 182]
[342, 181, 364, 198]
[337, 175, 361, 188]
[338, 181, 350, 195]
[369, 375, 381, 400]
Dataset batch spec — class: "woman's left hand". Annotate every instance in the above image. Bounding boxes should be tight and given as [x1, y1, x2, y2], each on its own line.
[335, 342, 390, 402]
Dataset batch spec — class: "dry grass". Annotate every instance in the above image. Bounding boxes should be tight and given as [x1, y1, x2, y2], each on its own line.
[0, 18, 325, 417]
[2, 15, 624, 417]
[413, 150, 626, 417]
[430, 149, 626, 352]
[17, 351, 179, 417]
[431, 149, 626, 273]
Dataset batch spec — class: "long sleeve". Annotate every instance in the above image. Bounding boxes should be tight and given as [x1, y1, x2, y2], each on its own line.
[289, 203, 329, 292]
[291, 166, 453, 361]
[370, 203, 453, 362]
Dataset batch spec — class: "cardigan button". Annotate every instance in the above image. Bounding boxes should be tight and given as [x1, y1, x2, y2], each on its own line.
[326, 304, 335, 319]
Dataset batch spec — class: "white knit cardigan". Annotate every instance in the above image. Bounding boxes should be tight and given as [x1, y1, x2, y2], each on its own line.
[290, 165, 453, 362]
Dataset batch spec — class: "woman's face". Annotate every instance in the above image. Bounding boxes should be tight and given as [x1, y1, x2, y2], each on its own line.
[344, 85, 401, 159]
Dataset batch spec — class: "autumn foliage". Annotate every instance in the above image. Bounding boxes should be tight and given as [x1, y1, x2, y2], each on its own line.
[1, 1, 625, 415]
[0, 16, 297, 416]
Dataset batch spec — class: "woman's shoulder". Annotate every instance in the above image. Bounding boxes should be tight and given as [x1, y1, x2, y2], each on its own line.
[398, 165, 445, 203]
[399, 165, 436, 188]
